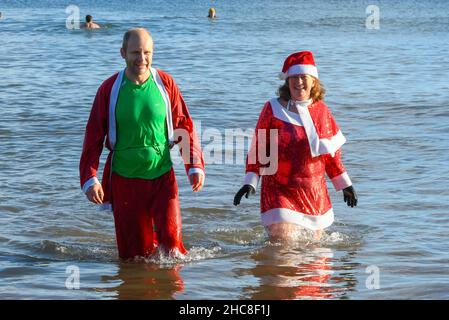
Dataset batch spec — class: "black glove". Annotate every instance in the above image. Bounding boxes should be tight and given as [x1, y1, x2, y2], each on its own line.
[343, 186, 358, 207]
[233, 184, 256, 206]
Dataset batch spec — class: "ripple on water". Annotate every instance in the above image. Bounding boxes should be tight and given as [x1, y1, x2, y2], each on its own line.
[22, 240, 119, 262]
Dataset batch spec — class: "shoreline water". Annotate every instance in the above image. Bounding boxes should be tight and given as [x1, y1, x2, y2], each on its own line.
[1, 0, 449, 299]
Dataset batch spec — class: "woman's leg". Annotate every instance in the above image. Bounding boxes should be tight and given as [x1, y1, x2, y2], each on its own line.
[267, 223, 323, 242]
[266, 222, 302, 242]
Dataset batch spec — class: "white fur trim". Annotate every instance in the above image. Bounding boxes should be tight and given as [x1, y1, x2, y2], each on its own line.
[110, 69, 174, 147]
[270, 98, 304, 127]
[108, 69, 125, 148]
[296, 101, 320, 157]
[188, 168, 205, 176]
[278, 72, 287, 80]
[269, 99, 346, 158]
[286, 64, 318, 79]
[270, 97, 319, 156]
[151, 68, 174, 143]
[261, 208, 334, 231]
[319, 130, 346, 156]
[82, 176, 100, 194]
[243, 172, 260, 190]
[331, 172, 352, 191]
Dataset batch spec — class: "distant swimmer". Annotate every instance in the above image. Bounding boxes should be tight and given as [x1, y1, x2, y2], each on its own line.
[83, 15, 100, 29]
[208, 7, 216, 19]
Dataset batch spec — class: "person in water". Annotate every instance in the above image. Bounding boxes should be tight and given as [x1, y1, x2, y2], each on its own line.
[234, 51, 358, 242]
[83, 15, 101, 29]
[208, 8, 217, 19]
[79, 28, 205, 260]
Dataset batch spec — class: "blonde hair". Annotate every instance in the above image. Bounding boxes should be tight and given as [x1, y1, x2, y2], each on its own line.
[277, 76, 326, 102]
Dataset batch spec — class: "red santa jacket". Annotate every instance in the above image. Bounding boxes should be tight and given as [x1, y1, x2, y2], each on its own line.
[243, 98, 352, 230]
[79, 68, 205, 207]
[244, 98, 351, 191]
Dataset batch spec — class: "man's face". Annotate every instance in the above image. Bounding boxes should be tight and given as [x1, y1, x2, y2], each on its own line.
[121, 33, 153, 77]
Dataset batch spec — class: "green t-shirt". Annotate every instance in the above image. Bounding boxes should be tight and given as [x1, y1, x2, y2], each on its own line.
[112, 73, 172, 179]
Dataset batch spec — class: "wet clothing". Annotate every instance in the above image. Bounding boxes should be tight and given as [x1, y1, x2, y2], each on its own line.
[113, 73, 172, 180]
[243, 98, 352, 231]
[80, 68, 204, 259]
[112, 169, 186, 259]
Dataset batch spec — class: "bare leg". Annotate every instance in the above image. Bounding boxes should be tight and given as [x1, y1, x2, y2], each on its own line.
[267, 223, 323, 242]
[267, 222, 303, 243]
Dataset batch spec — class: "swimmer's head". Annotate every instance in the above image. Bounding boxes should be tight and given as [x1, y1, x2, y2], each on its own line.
[208, 8, 216, 18]
[86, 15, 93, 23]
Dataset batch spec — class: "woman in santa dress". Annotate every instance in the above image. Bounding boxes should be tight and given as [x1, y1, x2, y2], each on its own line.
[234, 51, 358, 241]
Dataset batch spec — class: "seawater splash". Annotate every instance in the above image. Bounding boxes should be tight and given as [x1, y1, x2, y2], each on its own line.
[141, 245, 222, 266]
[263, 229, 360, 249]
[320, 231, 354, 246]
[206, 225, 360, 250]
[36, 241, 223, 265]
[207, 226, 267, 246]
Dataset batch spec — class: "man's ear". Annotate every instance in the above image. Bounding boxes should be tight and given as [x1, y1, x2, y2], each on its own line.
[120, 47, 126, 59]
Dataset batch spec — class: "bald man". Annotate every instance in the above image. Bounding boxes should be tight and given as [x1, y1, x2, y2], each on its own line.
[79, 28, 205, 260]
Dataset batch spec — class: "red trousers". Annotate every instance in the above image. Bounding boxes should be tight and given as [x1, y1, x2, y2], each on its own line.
[111, 168, 187, 260]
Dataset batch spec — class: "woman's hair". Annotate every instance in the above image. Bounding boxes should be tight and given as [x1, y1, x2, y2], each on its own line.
[277, 76, 326, 102]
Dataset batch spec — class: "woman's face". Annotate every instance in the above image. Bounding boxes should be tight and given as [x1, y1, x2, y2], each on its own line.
[288, 74, 315, 101]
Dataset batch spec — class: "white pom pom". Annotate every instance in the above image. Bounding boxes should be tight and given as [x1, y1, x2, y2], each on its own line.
[278, 72, 287, 80]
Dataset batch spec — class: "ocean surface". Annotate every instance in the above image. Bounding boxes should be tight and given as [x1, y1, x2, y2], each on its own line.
[1, 0, 449, 300]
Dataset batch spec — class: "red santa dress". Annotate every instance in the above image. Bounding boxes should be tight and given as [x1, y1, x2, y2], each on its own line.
[244, 98, 352, 231]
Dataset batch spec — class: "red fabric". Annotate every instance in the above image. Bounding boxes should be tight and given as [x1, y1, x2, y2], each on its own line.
[115, 264, 184, 299]
[282, 51, 316, 73]
[246, 100, 347, 217]
[161, 70, 204, 175]
[79, 74, 116, 203]
[291, 255, 333, 299]
[309, 100, 341, 140]
[324, 149, 346, 180]
[111, 168, 187, 260]
[79, 69, 205, 205]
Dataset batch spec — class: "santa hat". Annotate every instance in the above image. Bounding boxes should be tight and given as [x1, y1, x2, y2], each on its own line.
[278, 51, 319, 80]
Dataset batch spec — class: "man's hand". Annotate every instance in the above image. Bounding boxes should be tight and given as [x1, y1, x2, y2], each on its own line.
[343, 186, 358, 207]
[233, 185, 256, 206]
[86, 184, 104, 204]
[189, 173, 204, 192]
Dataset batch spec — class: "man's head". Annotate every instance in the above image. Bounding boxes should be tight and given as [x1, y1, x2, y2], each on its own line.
[120, 28, 154, 77]
[86, 15, 93, 23]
